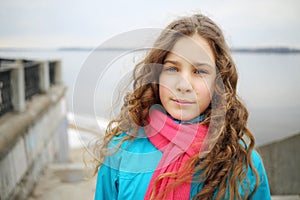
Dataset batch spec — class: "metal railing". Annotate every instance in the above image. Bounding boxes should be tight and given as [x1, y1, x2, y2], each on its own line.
[49, 61, 56, 85]
[0, 58, 62, 117]
[24, 61, 40, 99]
[0, 70, 13, 115]
[0, 58, 15, 68]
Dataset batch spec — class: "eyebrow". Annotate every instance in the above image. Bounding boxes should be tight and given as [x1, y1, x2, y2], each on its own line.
[163, 59, 214, 69]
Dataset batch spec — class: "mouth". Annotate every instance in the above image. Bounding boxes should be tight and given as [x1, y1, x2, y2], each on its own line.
[171, 98, 195, 106]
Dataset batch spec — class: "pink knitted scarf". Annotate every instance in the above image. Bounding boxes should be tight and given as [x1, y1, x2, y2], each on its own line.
[144, 109, 208, 200]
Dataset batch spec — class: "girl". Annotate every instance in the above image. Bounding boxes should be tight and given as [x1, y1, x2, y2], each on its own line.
[93, 14, 271, 200]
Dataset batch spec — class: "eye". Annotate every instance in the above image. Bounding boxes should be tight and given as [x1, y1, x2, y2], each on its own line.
[163, 66, 178, 72]
[194, 69, 207, 75]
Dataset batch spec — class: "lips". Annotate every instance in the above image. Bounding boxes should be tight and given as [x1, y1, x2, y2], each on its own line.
[171, 98, 195, 105]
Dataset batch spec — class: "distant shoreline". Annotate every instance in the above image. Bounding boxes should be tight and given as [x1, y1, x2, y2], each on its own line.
[231, 47, 300, 54]
[1, 47, 300, 54]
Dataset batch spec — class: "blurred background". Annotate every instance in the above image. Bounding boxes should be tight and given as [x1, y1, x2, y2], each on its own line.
[1, 0, 300, 144]
[0, 0, 299, 199]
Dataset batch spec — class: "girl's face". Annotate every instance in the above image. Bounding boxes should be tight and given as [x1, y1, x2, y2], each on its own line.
[159, 34, 216, 121]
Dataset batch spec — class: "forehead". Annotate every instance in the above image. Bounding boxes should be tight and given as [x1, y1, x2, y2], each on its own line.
[168, 34, 216, 67]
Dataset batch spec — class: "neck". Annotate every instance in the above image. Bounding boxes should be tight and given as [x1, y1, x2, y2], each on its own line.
[167, 113, 206, 125]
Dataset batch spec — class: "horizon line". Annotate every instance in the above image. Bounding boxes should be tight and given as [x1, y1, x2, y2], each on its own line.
[1, 46, 300, 54]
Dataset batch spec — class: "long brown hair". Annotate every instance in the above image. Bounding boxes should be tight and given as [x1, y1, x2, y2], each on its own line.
[93, 14, 259, 200]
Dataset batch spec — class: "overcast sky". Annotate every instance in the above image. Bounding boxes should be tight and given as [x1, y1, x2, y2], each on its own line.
[1, 0, 299, 48]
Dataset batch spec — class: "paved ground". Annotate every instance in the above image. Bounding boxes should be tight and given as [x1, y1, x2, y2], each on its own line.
[27, 148, 96, 200]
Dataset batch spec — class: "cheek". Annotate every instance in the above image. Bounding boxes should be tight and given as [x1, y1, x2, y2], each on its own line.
[159, 84, 169, 102]
[194, 79, 215, 101]
[159, 75, 174, 100]
[159, 74, 173, 87]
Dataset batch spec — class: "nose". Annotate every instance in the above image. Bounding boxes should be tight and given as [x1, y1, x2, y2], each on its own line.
[176, 74, 192, 93]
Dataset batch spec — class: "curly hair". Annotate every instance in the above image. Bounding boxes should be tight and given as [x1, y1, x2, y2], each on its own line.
[93, 14, 259, 200]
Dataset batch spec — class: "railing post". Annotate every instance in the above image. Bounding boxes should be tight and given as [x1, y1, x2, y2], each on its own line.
[11, 61, 26, 112]
[39, 61, 50, 93]
[55, 60, 62, 84]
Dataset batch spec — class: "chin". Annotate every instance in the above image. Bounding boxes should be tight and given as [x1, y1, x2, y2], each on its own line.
[170, 112, 197, 121]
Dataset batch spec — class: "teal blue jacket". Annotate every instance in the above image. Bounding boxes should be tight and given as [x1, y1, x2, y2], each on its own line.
[94, 129, 271, 200]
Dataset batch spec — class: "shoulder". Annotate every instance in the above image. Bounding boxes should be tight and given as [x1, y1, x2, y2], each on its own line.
[104, 128, 162, 173]
[109, 128, 159, 153]
[244, 149, 266, 180]
[251, 150, 264, 170]
[250, 149, 269, 179]
[238, 141, 265, 173]
[246, 149, 271, 199]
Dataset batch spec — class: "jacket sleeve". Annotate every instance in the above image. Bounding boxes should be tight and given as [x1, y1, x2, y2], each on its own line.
[251, 150, 271, 200]
[94, 135, 125, 200]
[94, 163, 119, 200]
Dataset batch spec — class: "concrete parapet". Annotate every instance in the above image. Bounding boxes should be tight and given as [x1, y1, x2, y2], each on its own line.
[0, 85, 68, 200]
[258, 133, 300, 195]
